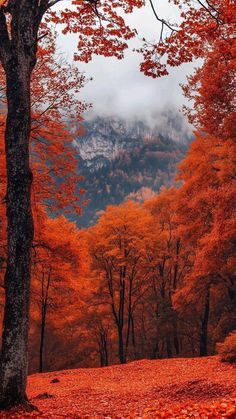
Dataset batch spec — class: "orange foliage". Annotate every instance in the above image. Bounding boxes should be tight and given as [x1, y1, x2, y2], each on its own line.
[139, 0, 235, 78]
[49, 0, 144, 62]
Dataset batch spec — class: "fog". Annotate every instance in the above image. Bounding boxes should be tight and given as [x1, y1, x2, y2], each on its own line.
[55, 1, 196, 128]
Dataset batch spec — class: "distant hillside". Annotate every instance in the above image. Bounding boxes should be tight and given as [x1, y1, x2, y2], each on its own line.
[74, 114, 191, 227]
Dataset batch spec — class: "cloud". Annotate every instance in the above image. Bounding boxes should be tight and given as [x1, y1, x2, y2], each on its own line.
[56, 1, 196, 125]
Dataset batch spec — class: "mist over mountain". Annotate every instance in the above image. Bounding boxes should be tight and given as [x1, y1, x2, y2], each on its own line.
[74, 112, 192, 227]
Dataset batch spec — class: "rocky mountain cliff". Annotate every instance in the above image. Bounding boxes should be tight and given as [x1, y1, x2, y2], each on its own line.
[74, 118, 146, 171]
[73, 113, 191, 227]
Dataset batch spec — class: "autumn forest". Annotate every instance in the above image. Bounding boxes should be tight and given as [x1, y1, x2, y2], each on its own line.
[0, 0, 235, 417]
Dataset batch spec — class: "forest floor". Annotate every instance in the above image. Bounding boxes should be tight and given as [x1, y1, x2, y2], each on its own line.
[1, 356, 236, 418]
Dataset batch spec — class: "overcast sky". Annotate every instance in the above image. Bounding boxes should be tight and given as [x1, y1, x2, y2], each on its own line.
[56, 1, 196, 125]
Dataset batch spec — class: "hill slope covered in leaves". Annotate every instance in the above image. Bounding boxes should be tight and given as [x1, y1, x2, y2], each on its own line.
[3, 357, 236, 418]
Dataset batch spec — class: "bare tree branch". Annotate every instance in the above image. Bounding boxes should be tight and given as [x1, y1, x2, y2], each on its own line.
[148, 0, 178, 35]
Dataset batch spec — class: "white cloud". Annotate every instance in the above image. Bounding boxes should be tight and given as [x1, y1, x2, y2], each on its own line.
[55, 1, 196, 124]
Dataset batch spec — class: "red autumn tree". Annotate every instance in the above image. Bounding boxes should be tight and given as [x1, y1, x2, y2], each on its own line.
[31, 214, 83, 373]
[87, 201, 152, 364]
[144, 188, 193, 358]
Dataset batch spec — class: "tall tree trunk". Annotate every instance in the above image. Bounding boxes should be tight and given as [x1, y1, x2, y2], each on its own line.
[118, 278, 126, 364]
[98, 329, 109, 367]
[39, 299, 48, 373]
[166, 337, 173, 358]
[125, 275, 133, 359]
[173, 316, 180, 355]
[131, 313, 137, 357]
[118, 328, 125, 364]
[103, 334, 108, 367]
[151, 340, 160, 359]
[39, 268, 51, 373]
[200, 287, 210, 357]
[0, 58, 34, 408]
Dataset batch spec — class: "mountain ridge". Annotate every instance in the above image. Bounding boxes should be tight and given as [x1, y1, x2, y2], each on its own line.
[74, 113, 191, 227]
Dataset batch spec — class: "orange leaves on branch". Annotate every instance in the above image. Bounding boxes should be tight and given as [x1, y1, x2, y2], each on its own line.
[182, 37, 236, 139]
[48, 0, 144, 63]
[0, 27, 88, 219]
[139, 0, 236, 78]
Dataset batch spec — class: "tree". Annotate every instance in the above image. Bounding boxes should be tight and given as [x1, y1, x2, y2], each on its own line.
[87, 201, 151, 364]
[174, 128, 236, 356]
[0, 0, 143, 407]
[144, 188, 192, 358]
[31, 214, 82, 373]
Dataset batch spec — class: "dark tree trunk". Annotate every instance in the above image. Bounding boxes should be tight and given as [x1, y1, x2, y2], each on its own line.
[118, 277, 126, 364]
[173, 333, 180, 356]
[131, 313, 137, 358]
[118, 328, 125, 364]
[200, 288, 210, 357]
[106, 270, 126, 365]
[104, 337, 108, 367]
[173, 317, 180, 355]
[166, 337, 173, 358]
[39, 268, 51, 373]
[0, 65, 33, 408]
[98, 328, 109, 367]
[39, 307, 46, 373]
[0, 3, 39, 407]
[151, 340, 160, 359]
[125, 275, 134, 359]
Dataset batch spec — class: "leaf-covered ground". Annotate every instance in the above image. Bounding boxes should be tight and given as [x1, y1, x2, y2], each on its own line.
[1, 356, 236, 418]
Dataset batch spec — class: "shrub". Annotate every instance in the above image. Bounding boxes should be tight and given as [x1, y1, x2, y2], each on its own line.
[217, 331, 236, 363]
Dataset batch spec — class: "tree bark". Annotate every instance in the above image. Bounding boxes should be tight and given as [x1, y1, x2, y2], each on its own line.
[0, 64, 33, 407]
[0, 3, 38, 406]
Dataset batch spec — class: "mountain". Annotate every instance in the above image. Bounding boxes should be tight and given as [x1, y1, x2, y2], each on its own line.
[74, 113, 191, 227]
[74, 117, 147, 171]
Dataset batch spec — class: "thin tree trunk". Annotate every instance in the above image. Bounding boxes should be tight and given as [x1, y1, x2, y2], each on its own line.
[151, 340, 160, 359]
[98, 329, 109, 367]
[173, 316, 180, 355]
[118, 328, 125, 364]
[125, 275, 133, 359]
[118, 278, 126, 364]
[166, 337, 173, 358]
[200, 287, 210, 357]
[103, 334, 108, 366]
[39, 306, 46, 373]
[131, 313, 137, 356]
[39, 268, 51, 373]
